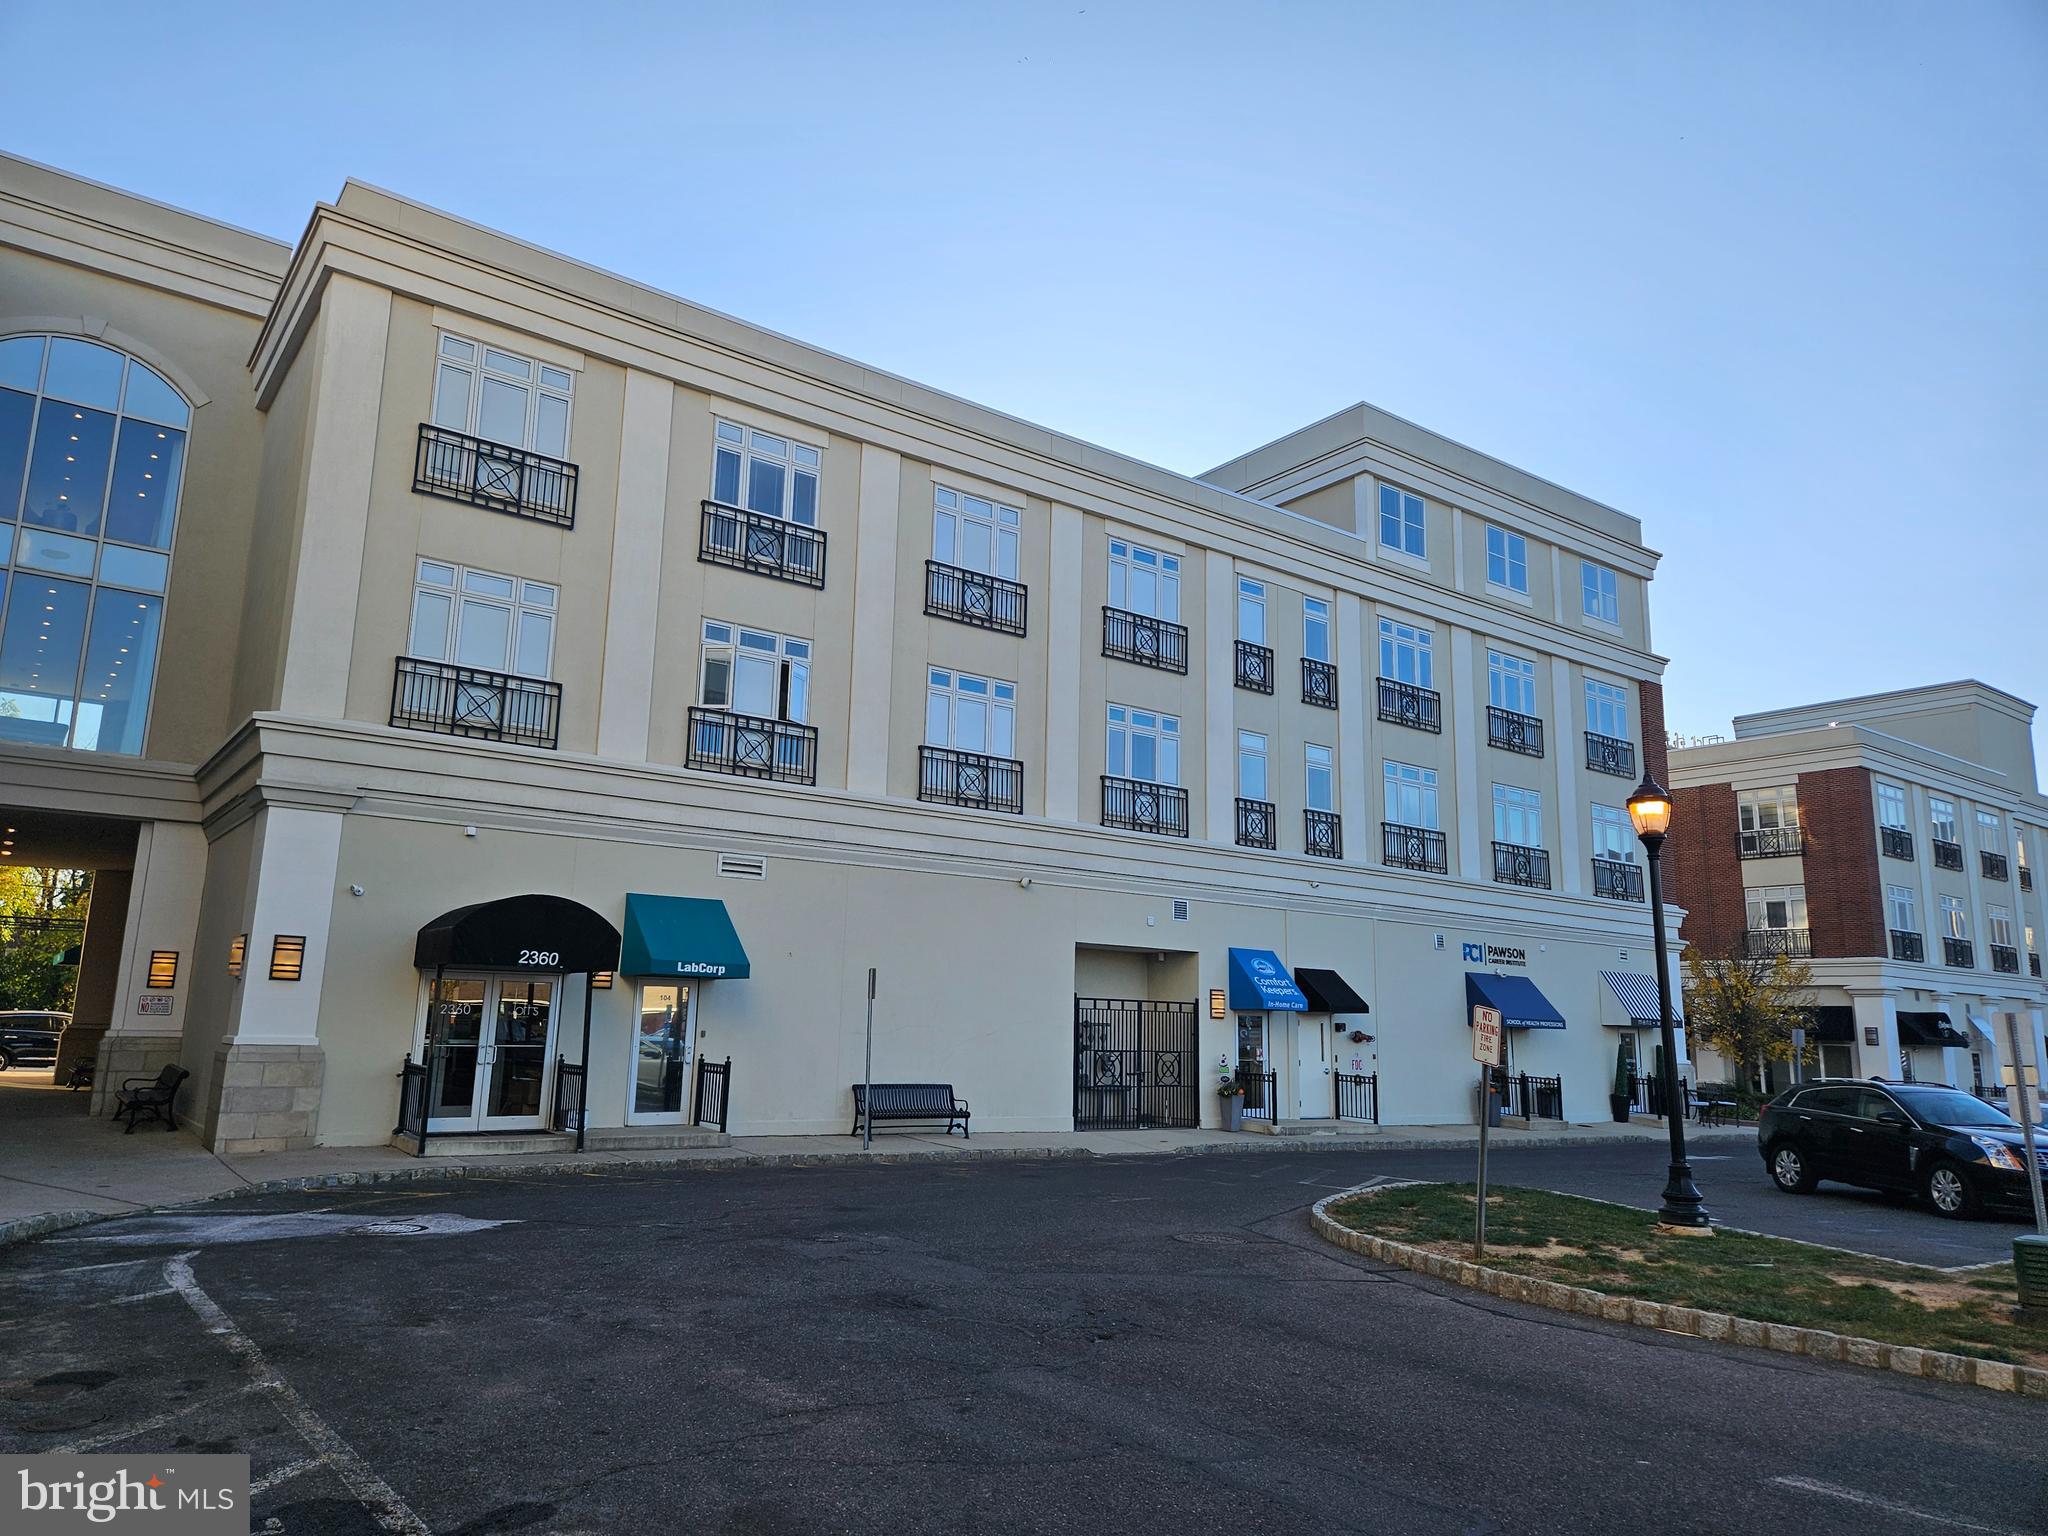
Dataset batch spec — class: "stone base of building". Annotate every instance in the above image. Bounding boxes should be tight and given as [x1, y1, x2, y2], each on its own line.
[205, 1042, 326, 1152]
[89, 1031, 184, 1117]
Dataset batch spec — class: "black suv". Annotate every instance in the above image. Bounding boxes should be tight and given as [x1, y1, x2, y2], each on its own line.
[1759, 1078, 2045, 1218]
[0, 1011, 69, 1072]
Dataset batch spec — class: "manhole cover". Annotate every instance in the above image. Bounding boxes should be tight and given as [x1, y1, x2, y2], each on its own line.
[349, 1220, 430, 1237]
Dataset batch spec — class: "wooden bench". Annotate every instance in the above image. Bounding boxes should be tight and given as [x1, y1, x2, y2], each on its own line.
[113, 1064, 189, 1134]
[850, 1083, 970, 1139]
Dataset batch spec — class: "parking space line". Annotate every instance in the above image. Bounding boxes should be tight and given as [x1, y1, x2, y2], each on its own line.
[250, 1457, 323, 1496]
[1769, 1475, 2038, 1535]
[51, 1384, 259, 1454]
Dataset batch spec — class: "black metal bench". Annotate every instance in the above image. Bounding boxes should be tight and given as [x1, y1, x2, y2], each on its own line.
[850, 1083, 970, 1139]
[113, 1064, 189, 1134]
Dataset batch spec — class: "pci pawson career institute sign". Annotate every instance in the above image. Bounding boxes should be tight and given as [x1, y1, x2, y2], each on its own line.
[5, 1455, 247, 1534]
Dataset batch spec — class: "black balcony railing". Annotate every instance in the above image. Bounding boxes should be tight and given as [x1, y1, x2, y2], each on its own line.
[1991, 944, 2020, 974]
[1889, 929, 1924, 963]
[1102, 607, 1189, 673]
[1102, 776, 1189, 837]
[1584, 731, 1636, 778]
[1942, 935, 1974, 968]
[1981, 850, 2010, 882]
[699, 500, 827, 588]
[1486, 706, 1544, 757]
[1591, 858, 1644, 902]
[2032, 953, 2043, 978]
[1234, 640, 1274, 693]
[1334, 1071, 1379, 1124]
[1738, 825, 1805, 859]
[2021, 866, 2034, 892]
[390, 657, 562, 748]
[1377, 678, 1442, 733]
[1881, 825, 1914, 861]
[686, 706, 818, 785]
[413, 423, 578, 527]
[924, 560, 1027, 635]
[1742, 927, 1813, 960]
[1301, 657, 1339, 710]
[1382, 821, 1447, 874]
[1492, 841, 1551, 889]
[1236, 797, 1277, 850]
[918, 745, 1023, 814]
[1305, 809, 1343, 860]
[1933, 838, 1965, 871]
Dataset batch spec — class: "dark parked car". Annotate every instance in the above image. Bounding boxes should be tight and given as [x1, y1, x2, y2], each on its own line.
[0, 1011, 69, 1071]
[1759, 1078, 2046, 1218]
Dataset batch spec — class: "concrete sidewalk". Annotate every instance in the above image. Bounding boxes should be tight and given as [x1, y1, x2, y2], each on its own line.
[0, 1068, 1756, 1240]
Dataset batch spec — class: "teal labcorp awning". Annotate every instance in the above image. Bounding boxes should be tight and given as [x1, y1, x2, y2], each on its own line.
[1465, 972, 1566, 1030]
[1228, 948, 1308, 1012]
[620, 893, 751, 979]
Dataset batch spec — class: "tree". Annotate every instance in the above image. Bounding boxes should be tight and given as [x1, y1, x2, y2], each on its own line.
[0, 865, 92, 1012]
[1682, 945, 1815, 1091]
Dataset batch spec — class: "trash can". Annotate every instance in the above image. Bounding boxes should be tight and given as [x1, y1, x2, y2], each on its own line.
[2017, 1235, 2048, 1310]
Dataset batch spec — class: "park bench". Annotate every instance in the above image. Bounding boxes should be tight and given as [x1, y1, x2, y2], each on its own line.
[850, 1083, 971, 1139]
[113, 1064, 189, 1134]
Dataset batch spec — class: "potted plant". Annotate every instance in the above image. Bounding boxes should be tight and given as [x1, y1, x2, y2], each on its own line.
[1217, 1072, 1245, 1132]
[1610, 1042, 1632, 1122]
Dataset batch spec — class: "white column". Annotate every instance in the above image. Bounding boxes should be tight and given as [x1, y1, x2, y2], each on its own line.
[595, 369, 672, 761]
[278, 277, 393, 717]
[1336, 593, 1369, 842]
[1909, 782, 1939, 957]
[845, 444, 902, 796]
[1449, 624, 1483, 881]
[1044, 503, 1084, 822]
[1848, 989, 1900, 1080]
[1203, 553, 1234, 845]
[1552, 658, 1584, 895]
[1935, 992, 1968, 1088]
[108, 822, 207, 1041]
[1450, 506, 1467, 591]
[222, 806, 346, 1045]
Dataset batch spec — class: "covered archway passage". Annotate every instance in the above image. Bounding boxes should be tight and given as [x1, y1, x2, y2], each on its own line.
[618, 894, 750, 1128]
[404, 894, 620, 1150]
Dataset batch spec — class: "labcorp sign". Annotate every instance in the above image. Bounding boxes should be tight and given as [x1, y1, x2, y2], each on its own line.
[5, 1455, 247, 1534]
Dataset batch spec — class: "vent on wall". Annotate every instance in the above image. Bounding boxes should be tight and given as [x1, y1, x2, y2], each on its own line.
[1171, 899, 1190, 922]
[718, 853, 767, 880]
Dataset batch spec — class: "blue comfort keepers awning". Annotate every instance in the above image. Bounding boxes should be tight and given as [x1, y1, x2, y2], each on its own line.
[1465, 972, 1566, 1030]
[1228, 948, 1308, 1011]
[620, 894, 751, 979]
[1599, 971, 1681, 1026]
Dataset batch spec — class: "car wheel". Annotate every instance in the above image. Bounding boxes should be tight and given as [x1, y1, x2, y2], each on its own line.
[0, 1047, 13, 1072]
[1769, 1142, 1817, 1193]
[1923, 1161, 1980, 1220]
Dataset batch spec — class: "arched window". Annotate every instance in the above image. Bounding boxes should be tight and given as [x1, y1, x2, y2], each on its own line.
[0, 335, 190, 755]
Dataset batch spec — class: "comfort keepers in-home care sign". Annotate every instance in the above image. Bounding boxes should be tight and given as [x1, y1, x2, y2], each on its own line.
[5, 1455, 247, 1534]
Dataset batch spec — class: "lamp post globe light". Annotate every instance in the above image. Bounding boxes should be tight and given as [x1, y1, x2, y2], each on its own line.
[1627, 773, 1712, 1230]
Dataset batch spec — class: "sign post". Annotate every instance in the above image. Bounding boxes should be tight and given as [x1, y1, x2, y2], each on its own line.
[862, 968, 877, 1152]
[1472, 1004, 1505, 1259]
[2001, 1013, 2046, 1236]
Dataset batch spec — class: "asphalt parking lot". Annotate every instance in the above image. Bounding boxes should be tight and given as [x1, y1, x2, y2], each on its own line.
[3, 1142, 2043, 1535]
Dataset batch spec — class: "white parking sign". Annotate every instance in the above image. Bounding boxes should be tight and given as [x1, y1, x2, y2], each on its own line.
[1472, 1005, 1504, 1066]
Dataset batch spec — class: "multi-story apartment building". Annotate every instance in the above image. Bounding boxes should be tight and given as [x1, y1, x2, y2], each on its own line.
[1665, 683, 2048, 1094]
[0, 154, 1684, 1152]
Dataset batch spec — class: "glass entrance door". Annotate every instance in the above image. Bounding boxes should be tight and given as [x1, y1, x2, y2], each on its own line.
[629, 982, 696, 1124]
[423, 973, 557, 1133]
[485, 978, 554, 1129]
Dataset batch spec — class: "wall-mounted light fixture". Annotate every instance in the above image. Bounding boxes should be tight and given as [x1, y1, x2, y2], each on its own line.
[146, 950, 179, 989]
[269, 935, 306, 982]
[228, 935, 246, 977]
[1209, 988, 1227, 1020]
[591, 971, 615, 990]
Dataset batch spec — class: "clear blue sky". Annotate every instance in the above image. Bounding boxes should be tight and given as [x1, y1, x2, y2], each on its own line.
[6, 1, 2043, 764]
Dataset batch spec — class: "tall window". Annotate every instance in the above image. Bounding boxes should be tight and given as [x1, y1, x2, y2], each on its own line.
[431, 335, 572, 456]
[1940, 894, 1968, 940]
[1485, 527, 1528, 593]
[1378, 619, 1433, 687]
[1875, 781, 1908, 829]
[0, 334, 190, 754]
[1108, 538, 1180, 620]
[1929, 796, 1958, 843]
[1988, 906, 2015, 948]
[926, 668, 1015, 759]
[1976, 809, 2002, 851]
[700, 621, 809, 723]
[1585, 678, 1630, 738]
[1591, 802, 1635, 863]
[1108, 705, 1179, 784]
[1492, 784, 1542, 847]
[1237, 730, 1268, 800]
[1887, 884, 1917, 934]
[1383, 760, 1439, 829]
[1302, 598, 1331, 663]
[1305, 744, 1334, 813]
[410, 561, 556, 678]
[1745, 885, 1807, 932]
[1237, 577, 1266, 643]
[1378, 483, 1425, 559]
[1580, 560, 1619, 624]
[933, 486, 1018, 579]
[712, 421, 820, 525]
[1487, 649, 1537, 714]
[1738, 786, 1800, 839]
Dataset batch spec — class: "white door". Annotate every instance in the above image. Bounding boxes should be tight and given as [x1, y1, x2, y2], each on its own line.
[423, 973, 559, 1133]
[1295, 1016, 1330, 1119]
[628, 982, 697, 1125]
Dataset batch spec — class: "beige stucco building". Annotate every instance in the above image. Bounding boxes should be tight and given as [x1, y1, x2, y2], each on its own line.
[1, 153, 1690, 1152]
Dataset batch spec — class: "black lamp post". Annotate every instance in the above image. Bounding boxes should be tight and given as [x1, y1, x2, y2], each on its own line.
[1628, 773, 1711, 1229]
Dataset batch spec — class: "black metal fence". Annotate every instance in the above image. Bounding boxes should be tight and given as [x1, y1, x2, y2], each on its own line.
[1334, 1071, 1379, 1124]
[687, 706, 819, 784]
[693, 1056, 732, 1132]
[918, 745, 1024, 814]
[1301, 656, 1338, 709]
[394, 1056, 430, 1148]
[1236, 797, 1277, 850]
[1236, 1067, 1278, 1122]
[1486, 705, 1544, 757]
[1743, 927, 1813, 960]
[391, 657, 562, 748]
[1738, 825, 1804, 858]
[1591, 858, 1644, 901]
[1932, 838, 1965, 871]
[1073, 998, 1198, 1129]
[1382, 821, 1447, 873]
[1982, 850, 2010, 882]
[551, 1057, 585, 1133]
[925, 560, 1027, 635]
[1305, 809, 1342, 860]
[1500, 1071, 1564, 1121]
[1583, 731, 1636, 777]
[414, 423, 578, 527]
[1102, 607, 1189, 672]
[1492, 841, 1551, 889]
[1234, 639, 1274, 693]
[699, 500, 827, 588]
[1881, 825, 1915, 861]
[1377, 678, 1442, 733]
[1627, 1072, 1690, 1118]
[1101, 775, 1189, 837]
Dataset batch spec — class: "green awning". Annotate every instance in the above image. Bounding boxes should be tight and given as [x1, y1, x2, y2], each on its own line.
[620, 893, 750, 979]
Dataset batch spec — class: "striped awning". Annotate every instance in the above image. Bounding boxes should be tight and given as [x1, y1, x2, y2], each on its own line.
[1600, 971, 1681, 1027]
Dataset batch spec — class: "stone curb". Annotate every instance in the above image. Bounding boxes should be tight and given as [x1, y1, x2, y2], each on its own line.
[1310, 1187, 2048, 1400]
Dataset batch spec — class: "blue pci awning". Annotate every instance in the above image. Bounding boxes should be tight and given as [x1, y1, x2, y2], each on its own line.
[1465, 972, 1566, 1030]
[1228, 948, 1308, 1012]
[1599, 971, 1681, 1027]
[620, 894, 751, 979]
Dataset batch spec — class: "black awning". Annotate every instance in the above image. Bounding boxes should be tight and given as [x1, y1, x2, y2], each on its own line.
[413, 893, 621, 975]
[1801, 1006, 1856, 1044]
[1897, 1010, 1969, 1049]
[1295, 967, 1369, 1014]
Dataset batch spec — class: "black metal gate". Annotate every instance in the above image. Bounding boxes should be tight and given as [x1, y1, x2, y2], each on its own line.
[1074, 997, 1198, 1129]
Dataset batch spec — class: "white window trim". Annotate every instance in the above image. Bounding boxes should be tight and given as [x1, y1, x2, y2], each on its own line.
[1237, 729, 1269, 801]
[1886, 883, 1918, 933]
[410, 559, 557, 679]
[926, 666, 1017, 759]
[1584, 677, 1631, 739]
[711, 418, 822, 525]
[1237, 577, 1266, 644]
[1929, 797, 1959, 842]
[1940, 894, 1969, 940]
[1484, 526, 1531, 599]
[1591, 802, 1636, 863]
[699, 619, 810, 723]
[933, 484, 1021, 580]
[1491, 783, 1544, 848]
[1745, 884, 1808, 932]
[1305, 743, 1335, 814]
[1486, 649, 1538, 715]
[1107, 703, 1181, 786]
[1377, 482, 1428, 563]
[1108, 538, 1182, 622]
[1875, 781, 1909, 830]
[1383, 759, 1440, 830]
[1302, 597, 1332, 664]
[1579, 559, 1621, 629]
[432, 332, 574, 456]
[1378, 618, 1435, 689]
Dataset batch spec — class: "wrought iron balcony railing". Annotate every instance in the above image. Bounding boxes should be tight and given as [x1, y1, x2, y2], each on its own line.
[699, 500, 827, 588]
[1305, 809, 1342, 860]
[2032, 953, 2043, 978]
[924, 561, 1026, 635]
[1990, 944, 2020, 974]
[686, 706, 818, 785]
[917, 745, 1023, 814]
[1981, 850, 2010, 881]
[1486, 706, 1544, 757]
[1584, 731, 1636, 778]
[1376, 678, 1442, 733]
[1738, 825, 1804, 859]
[1889, 929, 1924, 963]
[2021, 866, 2034, 892]
[413, 424, 578, 527]
[1932, 838, 1964, 871]
[1382, 821, 1447, 873]
[1881, 825, 1914, 861]
[1942, 935, 1974, 968]
[1591, 858, 1644, 901]
[1492, 841, 1551, 889]
[1101, 775, 1189, 837]
[1236, 797, 1276, 850]
[390, 657, 561, 748]
[1742, 927, 1813, 960]
[1234, 639, 1274, 693]
[1101, 607, 1189, 673]
[1301, 657, 1338, 710]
